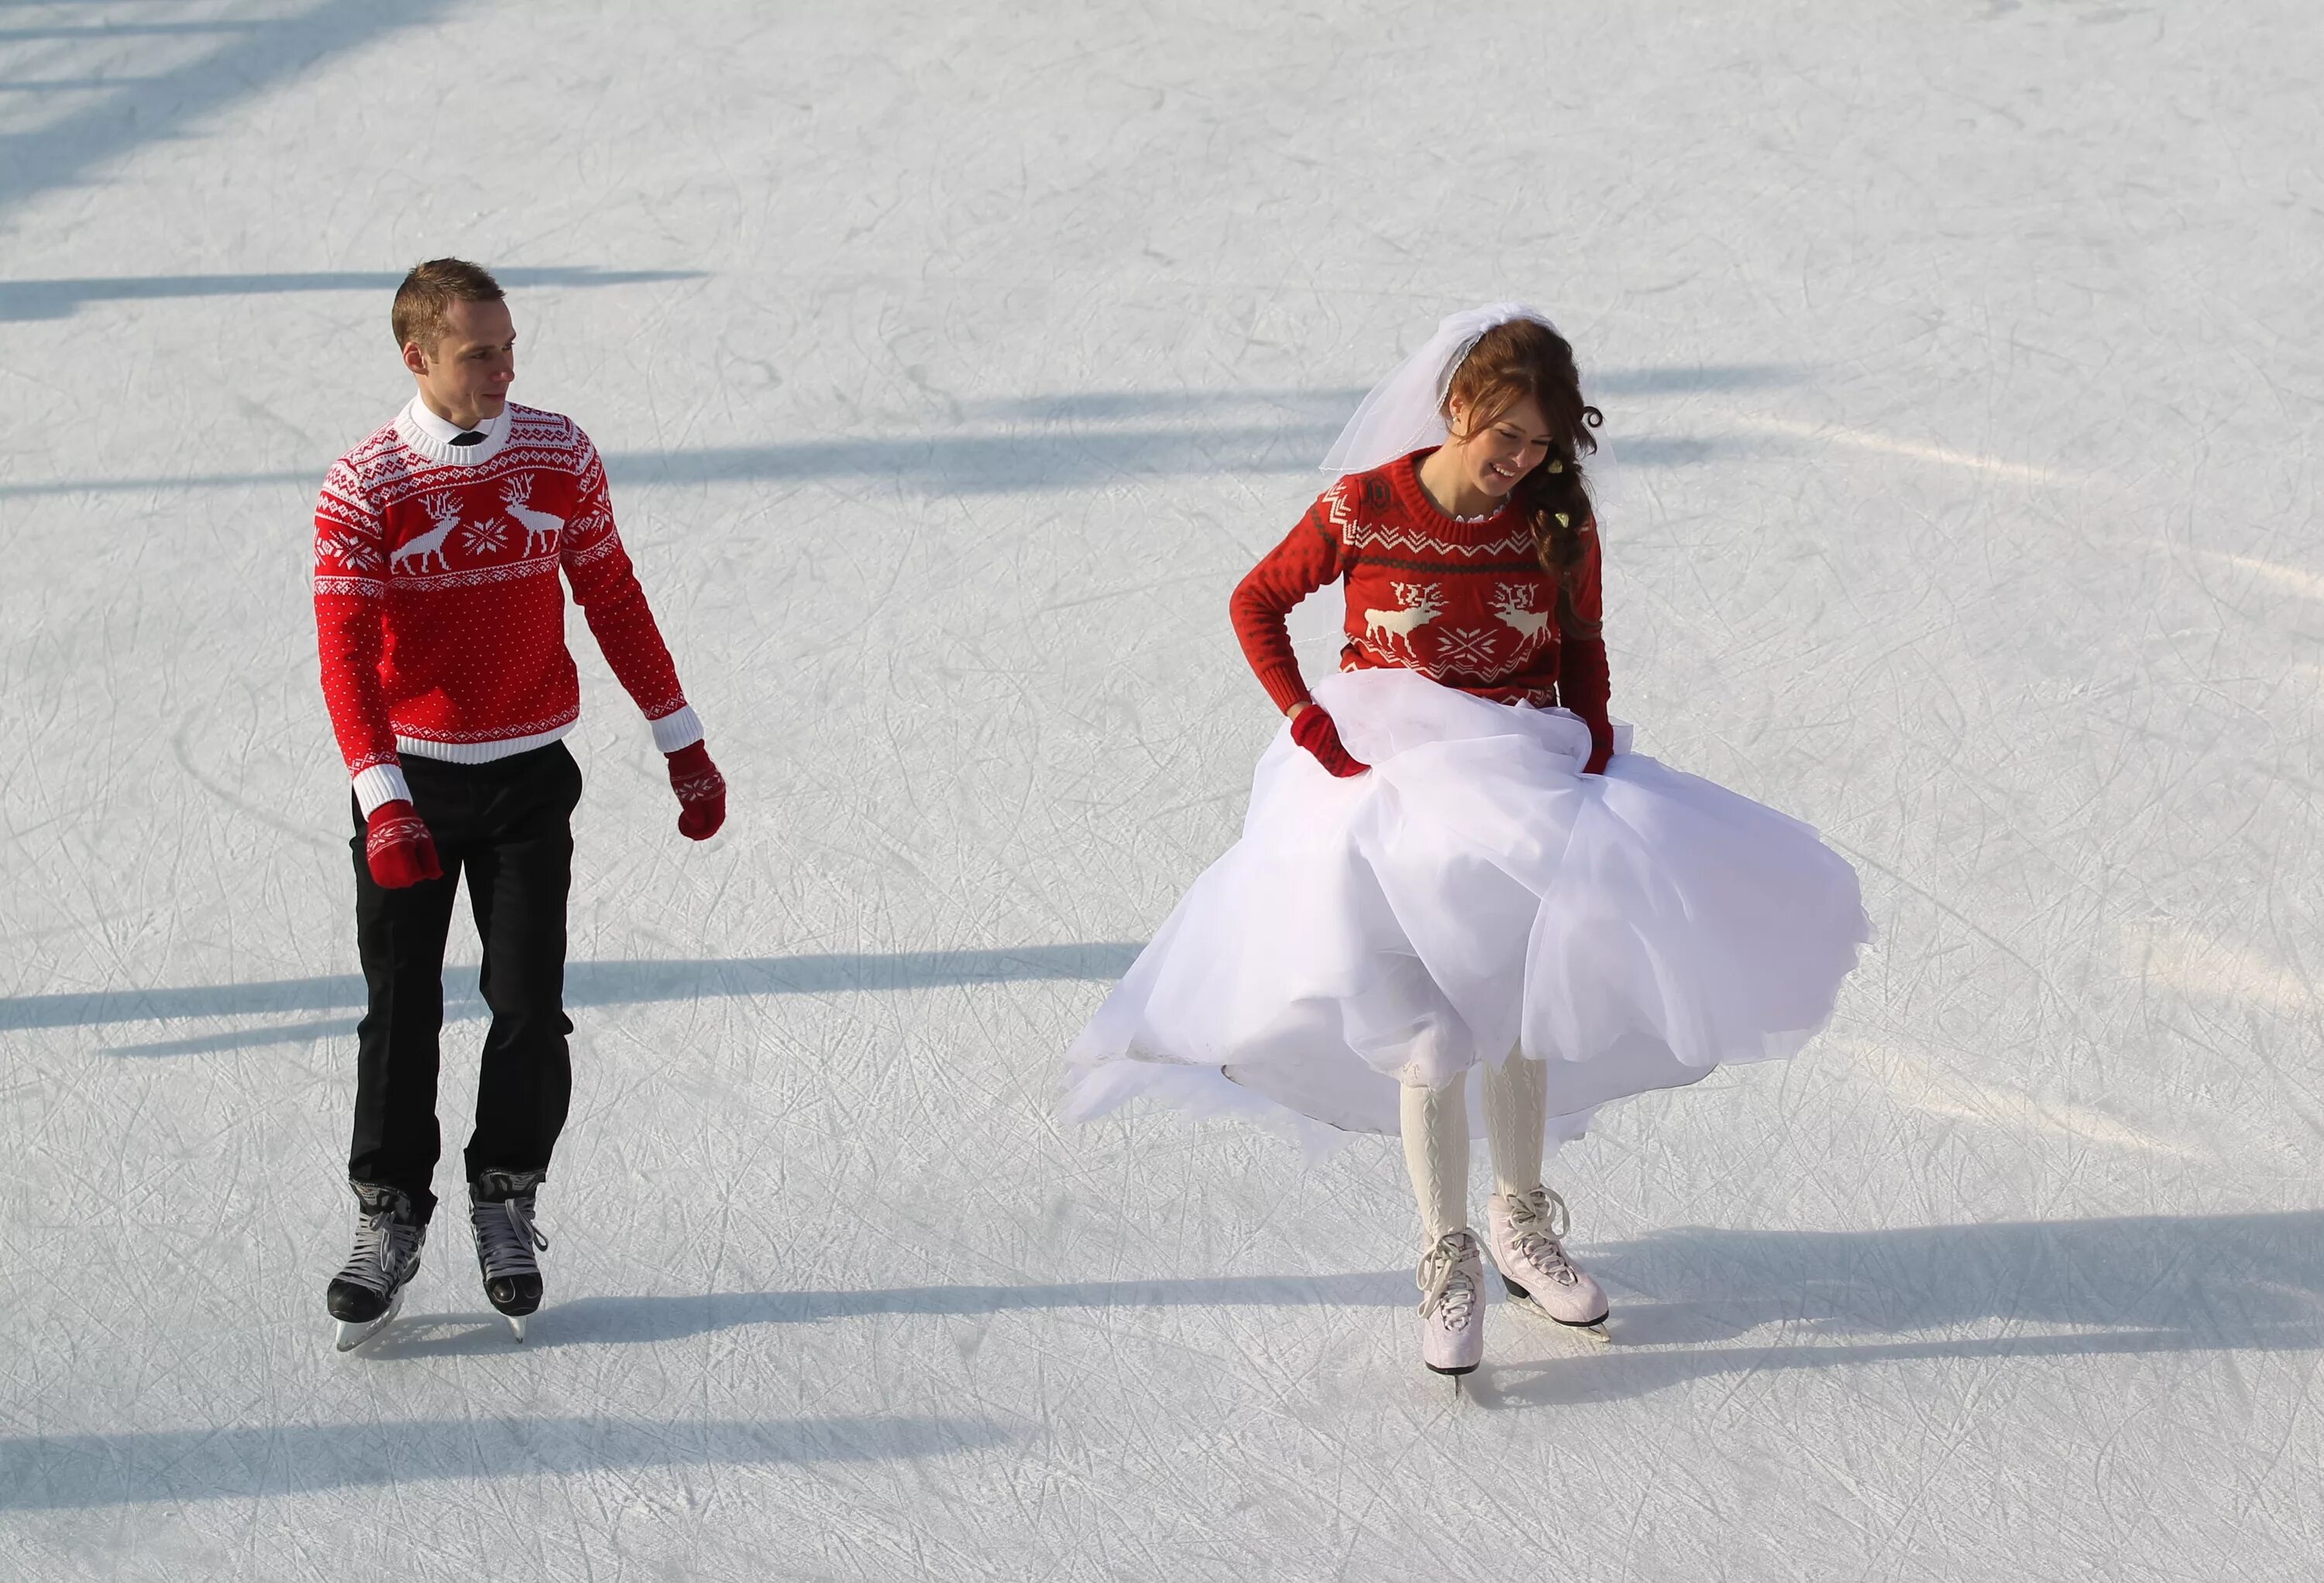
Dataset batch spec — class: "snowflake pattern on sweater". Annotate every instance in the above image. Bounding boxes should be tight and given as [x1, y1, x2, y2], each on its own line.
[313, 401, 695, 793]
[1229, 449, 1611, 741]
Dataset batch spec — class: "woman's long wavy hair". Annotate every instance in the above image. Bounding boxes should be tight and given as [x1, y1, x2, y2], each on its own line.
[1441, 318, 1603, 571]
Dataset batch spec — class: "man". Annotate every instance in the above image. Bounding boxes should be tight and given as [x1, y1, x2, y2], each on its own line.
[311, 258, 725, 1348]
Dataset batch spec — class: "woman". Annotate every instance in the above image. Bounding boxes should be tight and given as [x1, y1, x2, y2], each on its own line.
[1064, 305, 1869, 1380]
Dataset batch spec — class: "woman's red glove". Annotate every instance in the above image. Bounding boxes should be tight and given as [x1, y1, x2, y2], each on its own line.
[365, 800, 443, 889]
[1583, 722, 1614, 776]
[666, 741, 727, 839]
[1290, 706, 1369, 778]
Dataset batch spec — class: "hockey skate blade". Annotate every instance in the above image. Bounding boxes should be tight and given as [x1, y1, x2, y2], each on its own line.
[332, 1288, 404, 1353]
[505, 1314, 528, 1343]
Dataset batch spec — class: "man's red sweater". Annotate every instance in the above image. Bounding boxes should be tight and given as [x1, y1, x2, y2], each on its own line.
[1230, 450, 1611, 746]
[313, 397, 701, 815]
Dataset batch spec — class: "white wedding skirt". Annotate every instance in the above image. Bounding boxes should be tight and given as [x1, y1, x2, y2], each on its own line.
[1062, 668, 1869, 1152]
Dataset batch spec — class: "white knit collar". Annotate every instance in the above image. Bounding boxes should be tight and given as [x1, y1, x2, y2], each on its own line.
[396, 394, 512, 466]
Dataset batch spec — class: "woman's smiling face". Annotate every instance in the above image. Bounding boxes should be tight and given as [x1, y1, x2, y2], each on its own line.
[1445, 392, 1555, 501]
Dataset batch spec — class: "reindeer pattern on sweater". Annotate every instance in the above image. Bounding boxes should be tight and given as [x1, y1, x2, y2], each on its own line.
[312, 401, 689, 776]
[1229, 450, 1611, 735]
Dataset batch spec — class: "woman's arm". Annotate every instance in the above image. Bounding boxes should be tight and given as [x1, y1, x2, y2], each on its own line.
[1556, 524, 1614, 773]
[1229, 494, 1346, 716]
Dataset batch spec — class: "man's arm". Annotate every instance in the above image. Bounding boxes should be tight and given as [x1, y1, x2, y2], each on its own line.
[313, 465, 409, 811]
[315, 465, 442, 885]
[560, 429, 724, 838]
[559, 433, 700, 747]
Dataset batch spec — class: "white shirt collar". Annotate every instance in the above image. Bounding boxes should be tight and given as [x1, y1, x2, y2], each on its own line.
[395, 395, 512, 466]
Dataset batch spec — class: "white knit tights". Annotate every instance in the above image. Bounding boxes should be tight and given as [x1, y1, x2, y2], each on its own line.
[1400, 1075, 1470, 1243]
[1400, 1056, 1550, 1242]
[1481, 1053, 1548, 1200]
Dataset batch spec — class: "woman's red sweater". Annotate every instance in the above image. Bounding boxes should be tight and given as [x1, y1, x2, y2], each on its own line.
[1230, 451, 1611, 754]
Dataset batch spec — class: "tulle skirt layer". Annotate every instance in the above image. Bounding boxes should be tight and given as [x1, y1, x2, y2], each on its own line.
[1061, 669, 1869, 1151]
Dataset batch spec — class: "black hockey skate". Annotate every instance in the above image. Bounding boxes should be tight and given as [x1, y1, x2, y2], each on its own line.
[469, 1168, 550, 1341]
[328, 1182, 427, 1352]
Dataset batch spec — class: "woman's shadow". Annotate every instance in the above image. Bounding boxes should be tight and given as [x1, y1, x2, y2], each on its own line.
[1470, 1207, 2324, 1408]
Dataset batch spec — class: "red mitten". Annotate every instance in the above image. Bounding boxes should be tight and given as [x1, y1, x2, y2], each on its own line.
[1290, 705, 1369, 778]
[365, 800, 443, 889]
[1583, 725, 1614, 776]
[666, 741, 727, 840]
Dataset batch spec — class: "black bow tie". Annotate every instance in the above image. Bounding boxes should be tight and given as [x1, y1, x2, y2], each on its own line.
[449, 428, 486, 446]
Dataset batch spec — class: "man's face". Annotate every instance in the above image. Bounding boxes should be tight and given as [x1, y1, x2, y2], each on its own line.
[404, 296, 517, 426]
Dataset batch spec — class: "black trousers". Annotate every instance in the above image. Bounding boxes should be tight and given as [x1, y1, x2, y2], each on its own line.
[348, 742, 583, 1220]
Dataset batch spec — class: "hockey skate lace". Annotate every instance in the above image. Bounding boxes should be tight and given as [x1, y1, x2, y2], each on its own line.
[1417, 1230, 1482, 1328]
[1504, 1187, 1582, 1288]
[473, 1195, 549, 1279]
[337, 1208, 420, 1296]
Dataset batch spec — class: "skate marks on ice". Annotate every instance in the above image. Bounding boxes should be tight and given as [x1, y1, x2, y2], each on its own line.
[1714, 414, 2106, 491]
[0, 0, 453, 219]
[2125, 920, 2322, 1023]
[1834, 1038, 2208, 1163]
[583, 377, 1773, 495]
[0, 370, 1776, 498]
[0, 943, 1143, 1055]
[0, 1415, 1016, 1512]
[2181, 547, 2324, 607]
[346, 1272, 1415, 1358]
[343, 1210, 2324, 1376]
[0, 267, 704, 322]
[0, 390, 1366, 499]
[0, 404, 1349, 498]
[1468, 1210, 2324, 1409]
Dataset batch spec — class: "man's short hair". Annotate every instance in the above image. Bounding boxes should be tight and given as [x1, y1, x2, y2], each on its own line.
[392, 258, 505, 353]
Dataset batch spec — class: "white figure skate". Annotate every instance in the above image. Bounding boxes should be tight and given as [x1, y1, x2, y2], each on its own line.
[1487, 1186, 1609, 1337]
[1417, 1228, 1487, 1387]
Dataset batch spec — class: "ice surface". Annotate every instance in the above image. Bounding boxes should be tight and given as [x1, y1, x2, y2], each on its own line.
[4, 0, 2322, 1577]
